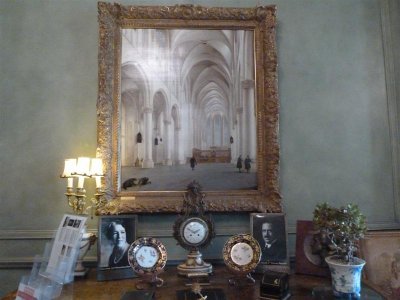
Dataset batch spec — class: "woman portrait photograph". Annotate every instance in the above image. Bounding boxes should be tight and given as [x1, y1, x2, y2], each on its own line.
[97, 215, 137, 281]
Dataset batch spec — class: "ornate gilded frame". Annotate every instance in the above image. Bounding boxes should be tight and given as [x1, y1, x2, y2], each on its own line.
[97, 2, 281, 214]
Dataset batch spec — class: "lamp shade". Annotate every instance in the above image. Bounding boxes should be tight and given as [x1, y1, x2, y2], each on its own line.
[90, 158, 104, 177]
[62, 158, 77, 177]
[76, 157, 91, 176]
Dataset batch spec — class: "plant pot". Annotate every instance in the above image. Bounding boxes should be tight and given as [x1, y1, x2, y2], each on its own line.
[325, 255, 366, 299]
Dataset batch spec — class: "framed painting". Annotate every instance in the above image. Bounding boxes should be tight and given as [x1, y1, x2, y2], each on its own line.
[359, 230, 400, 299]
[97, 215, 138, 281]
[294, 220, 330, 277]
[250, 213, 289, 273]
[97, 3, 280, 213]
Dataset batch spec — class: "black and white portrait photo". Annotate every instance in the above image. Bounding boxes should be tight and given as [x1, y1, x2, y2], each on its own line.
[251, 213, 288, 265]
[97, 215, 137, 281]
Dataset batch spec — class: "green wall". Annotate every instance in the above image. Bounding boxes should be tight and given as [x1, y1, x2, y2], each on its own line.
[1, 0, 399, 296]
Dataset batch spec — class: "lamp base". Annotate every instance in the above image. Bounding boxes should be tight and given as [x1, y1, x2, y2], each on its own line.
[74, 267, 90, 277]
[74, 232, 96, 277]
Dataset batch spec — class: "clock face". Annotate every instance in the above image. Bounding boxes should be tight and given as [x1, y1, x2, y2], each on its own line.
[135, 245, 159, 268]
[173, 215, 214, 251]
[182, 220, 207, 245]
[231, 242, 254, 266]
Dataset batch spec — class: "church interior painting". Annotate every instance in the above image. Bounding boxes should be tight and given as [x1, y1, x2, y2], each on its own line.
[120, 29, 257, 191]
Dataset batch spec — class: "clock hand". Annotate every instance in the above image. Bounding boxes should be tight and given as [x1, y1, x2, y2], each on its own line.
[193, 229, 200, 234]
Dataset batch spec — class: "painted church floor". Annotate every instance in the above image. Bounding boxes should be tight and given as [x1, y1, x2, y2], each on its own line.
[121, 162, 257, 191]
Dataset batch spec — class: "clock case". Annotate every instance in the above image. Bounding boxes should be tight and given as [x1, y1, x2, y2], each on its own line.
[172, 181, 215, 276]
[173, 215, 215, 251]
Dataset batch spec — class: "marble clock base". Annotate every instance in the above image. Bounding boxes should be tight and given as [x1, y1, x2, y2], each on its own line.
[177, 250, 213, 277]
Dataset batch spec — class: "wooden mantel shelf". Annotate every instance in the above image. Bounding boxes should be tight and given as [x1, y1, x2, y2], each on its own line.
[3, 265, 384, 300]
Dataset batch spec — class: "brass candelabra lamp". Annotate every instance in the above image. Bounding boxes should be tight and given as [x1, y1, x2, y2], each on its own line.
[61, 157, 106, 215]
[60, 156, 105, 277]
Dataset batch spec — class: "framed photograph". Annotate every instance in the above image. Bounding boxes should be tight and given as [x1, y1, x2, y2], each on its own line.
[359, 230, 400, 299]
[97, 3, 281, 214]
[294, 220, 330, 277]
[97, 215, 138, 281]
[250, 213, 289, 273]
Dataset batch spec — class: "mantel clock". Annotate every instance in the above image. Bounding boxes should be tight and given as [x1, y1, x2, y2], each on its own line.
[173, 181, 215, 276]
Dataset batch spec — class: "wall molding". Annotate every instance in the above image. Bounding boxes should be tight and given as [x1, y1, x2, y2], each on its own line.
[0, 229, 97, 240]
[1, 221, 398, 269]
[381, 0, 400, 223]
[1, 222, 397, 241]
[0, 225, 247, 240]
[0, 256, 98, 269]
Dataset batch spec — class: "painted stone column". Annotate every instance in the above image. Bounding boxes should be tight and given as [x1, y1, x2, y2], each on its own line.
[142, 107, 154, 168]
[237, 107, 244, 160]
[242, 79, 256, 160]
[176, 127, 186, 165]
[163, 119, 172, 166]
[230, 126, 238, 164]
[212, 116, 215, 146]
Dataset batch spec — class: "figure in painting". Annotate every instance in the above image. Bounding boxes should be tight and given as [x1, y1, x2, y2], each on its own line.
[236, 155, 243, 173]
[122, 178, 137, 190]
[136, 132, 142, 143]
[137, 177, 151, 186]
[190, 156, 197, 171]
[122, 177, 151, 189]
[244, 155, 252, 173]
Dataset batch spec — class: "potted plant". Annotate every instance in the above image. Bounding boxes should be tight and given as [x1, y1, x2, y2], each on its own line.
[313, 203, 367, 299]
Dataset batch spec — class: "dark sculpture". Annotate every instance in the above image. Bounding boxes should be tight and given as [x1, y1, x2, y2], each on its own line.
[182, 180, 206, 215]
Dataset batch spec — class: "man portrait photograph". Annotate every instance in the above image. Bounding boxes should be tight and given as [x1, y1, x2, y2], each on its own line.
[251, 213, 288, 264]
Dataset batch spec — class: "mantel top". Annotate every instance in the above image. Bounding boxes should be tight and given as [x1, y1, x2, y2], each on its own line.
[5, 265, 385, 300]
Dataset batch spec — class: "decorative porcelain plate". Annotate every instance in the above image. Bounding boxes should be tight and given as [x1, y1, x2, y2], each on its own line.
[223, 233, 261, 274]
[128, 237, 167, 276]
